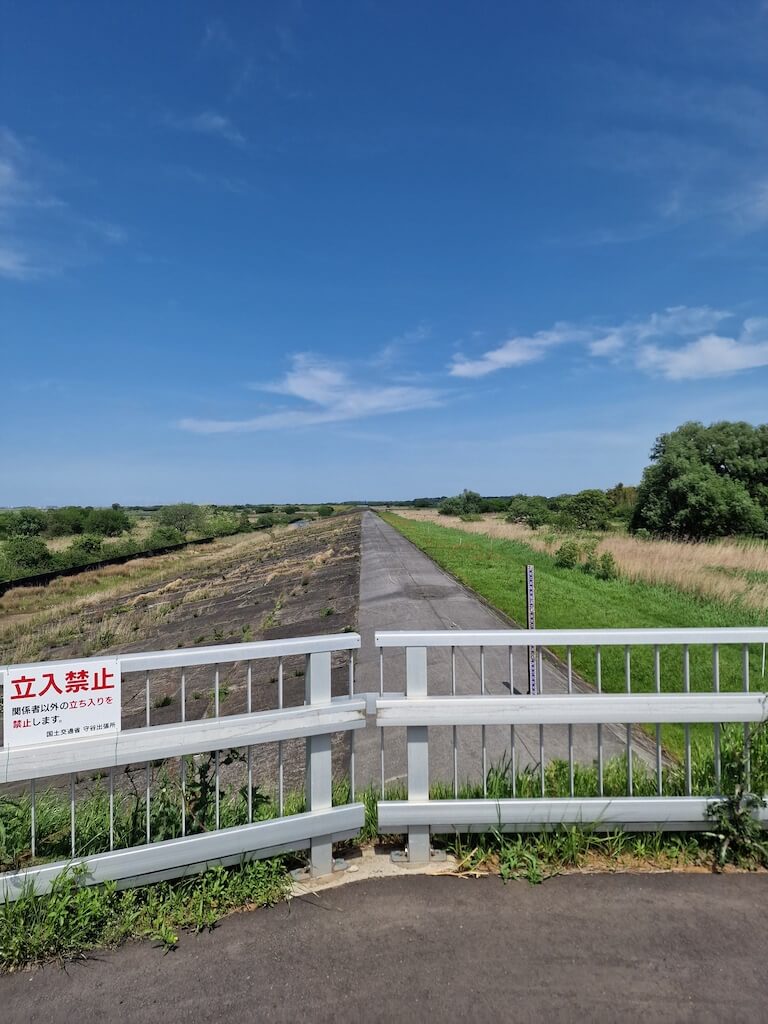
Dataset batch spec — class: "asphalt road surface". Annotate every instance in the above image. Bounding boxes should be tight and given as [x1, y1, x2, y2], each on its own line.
[4, 873, 766, 1023]
[353, 510, 640, 789]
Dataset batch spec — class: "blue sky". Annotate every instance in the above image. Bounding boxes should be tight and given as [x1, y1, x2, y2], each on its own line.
[2, 1, 768, 505]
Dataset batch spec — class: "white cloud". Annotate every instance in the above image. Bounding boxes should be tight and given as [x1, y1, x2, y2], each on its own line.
[0, 127, 126, 279]
[166, 111, 245, 145]
[180, 354, 443, 434]
[0, 243, 39, 280]
[372, 322, 431, 368]
[449, 305, 768, 383]
[639, 318, 768, 380]
[450, 324, 593, 378]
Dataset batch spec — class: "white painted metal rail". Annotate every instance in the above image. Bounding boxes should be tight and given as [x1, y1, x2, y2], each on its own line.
[375, 628, 768, 862]
[4, 626, 768, 892]
[1, 634, 364, 901]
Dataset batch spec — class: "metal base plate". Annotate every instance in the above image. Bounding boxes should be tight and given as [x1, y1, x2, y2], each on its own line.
[390, 848, 448, 864]
[290, 857, 348, 881]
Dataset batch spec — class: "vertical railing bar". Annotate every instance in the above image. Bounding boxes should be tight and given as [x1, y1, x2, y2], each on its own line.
[379, 647, 385, 798]
[405, 646, 430, 863]
[247, 661, 253, 823]
[538, 647, 544, 797]
[596, 647, 603, 797]
[480, 646, 487, 798]
[566, 646, 574, 798]
[30, 779, 36, 859]
[145, 670, 151, 845]
[713, 645, 721, 793]
[70, 773, 76, 858]
[624, 646, 633, 797]
[278, 657, 284, 816]
[743, 644, 751, 791]
[683, 645, 692, 796]
[109, 767, 114, 851]
[509, 646, 516, 798]
[451, 645, 458, 798]
[214, 665, 220, 831]
[180, 668, 186, 838]
[349, 651, 356, 801]
[654, 645, 662, 796]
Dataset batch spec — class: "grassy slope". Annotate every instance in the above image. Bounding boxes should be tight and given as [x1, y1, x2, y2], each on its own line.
[380, 512, 768, 755]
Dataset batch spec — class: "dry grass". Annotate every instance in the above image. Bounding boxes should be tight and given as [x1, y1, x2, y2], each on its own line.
[394, 509, 768, 611]
[0, 531, 281, 664]
[44, 516, 156, 554]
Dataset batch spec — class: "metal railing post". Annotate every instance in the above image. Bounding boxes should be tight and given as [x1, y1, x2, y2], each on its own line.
[406, 646, 430, 864]
[305, 650, 334, 876]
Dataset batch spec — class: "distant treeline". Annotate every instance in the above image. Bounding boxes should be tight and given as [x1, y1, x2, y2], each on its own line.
[407, 421, 768, 542]
[0, 502, 335, 585]
[428, 486, 636, 531]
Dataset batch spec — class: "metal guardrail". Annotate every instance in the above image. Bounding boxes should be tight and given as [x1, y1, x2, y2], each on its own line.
[1, 633, 364, 901]
[375, 628, 768, 863]
[4, 626, 768, 892]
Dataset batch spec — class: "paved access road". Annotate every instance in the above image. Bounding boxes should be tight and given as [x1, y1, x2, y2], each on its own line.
[4, 873, 766, 1023]
[353, 510, 636, 788]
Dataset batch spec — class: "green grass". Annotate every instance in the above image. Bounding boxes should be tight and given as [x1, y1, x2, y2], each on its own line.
[380, 511, 768, 757]
[0, 858, 289, 971]
[3, 725, 767, 970]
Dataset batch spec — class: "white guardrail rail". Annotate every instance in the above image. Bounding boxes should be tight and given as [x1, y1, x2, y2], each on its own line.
[0, 634, 364, 901]
[375, 628, 768, 863]
[3, 626, 768, 892]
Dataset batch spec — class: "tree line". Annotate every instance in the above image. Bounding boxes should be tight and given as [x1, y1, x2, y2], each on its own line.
[428, 421, 768, 542]
[0, 502, 330, 582]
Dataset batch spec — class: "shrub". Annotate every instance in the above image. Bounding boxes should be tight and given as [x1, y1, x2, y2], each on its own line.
[505, 495, 551, 528]
[595, 552, 619, 581]
[83, 507, 131, 537]
[65, 534, 104, 564]
[554, 540, 581, 569]
[146, 526, 185, 548]
[439, 490, 483, 517]
[45, 506, 89, 537]
[157, 503, 205, 536]
[3, 535, 55, 575]
[316, 505, 335, 518]
[1, 508, 47, 537]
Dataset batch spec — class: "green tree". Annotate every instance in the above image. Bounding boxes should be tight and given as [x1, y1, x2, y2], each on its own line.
[156, 503, 205, 535]
[605, 483, 638, 523]
[316, 505, 335, 518]
[439, 490, 484, 516]
[45, 506, 89, 537]
[506, 495, 551, 528]
[632, 421, 768, 539]
[7, 508, 47, 537]
[557, 490, 612, 531]
[146, 525, 185, 547]
[3, 536, 55, 575]
[83, 507, 131, 537]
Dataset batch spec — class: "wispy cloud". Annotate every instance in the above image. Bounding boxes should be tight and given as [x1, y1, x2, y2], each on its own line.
[570, 52, 768, 244]
[164, 111, 245, 146]
[449, 305, 765, 382]
[638, 317, 768, 380]
[450, 324, 594, 378]
[0, 127, 125, 280]
[372, 322, 432, 368]
[179, 354, 443, 434]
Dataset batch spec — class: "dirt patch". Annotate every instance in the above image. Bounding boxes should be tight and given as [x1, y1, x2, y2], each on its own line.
[1, 513, 362, 797]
